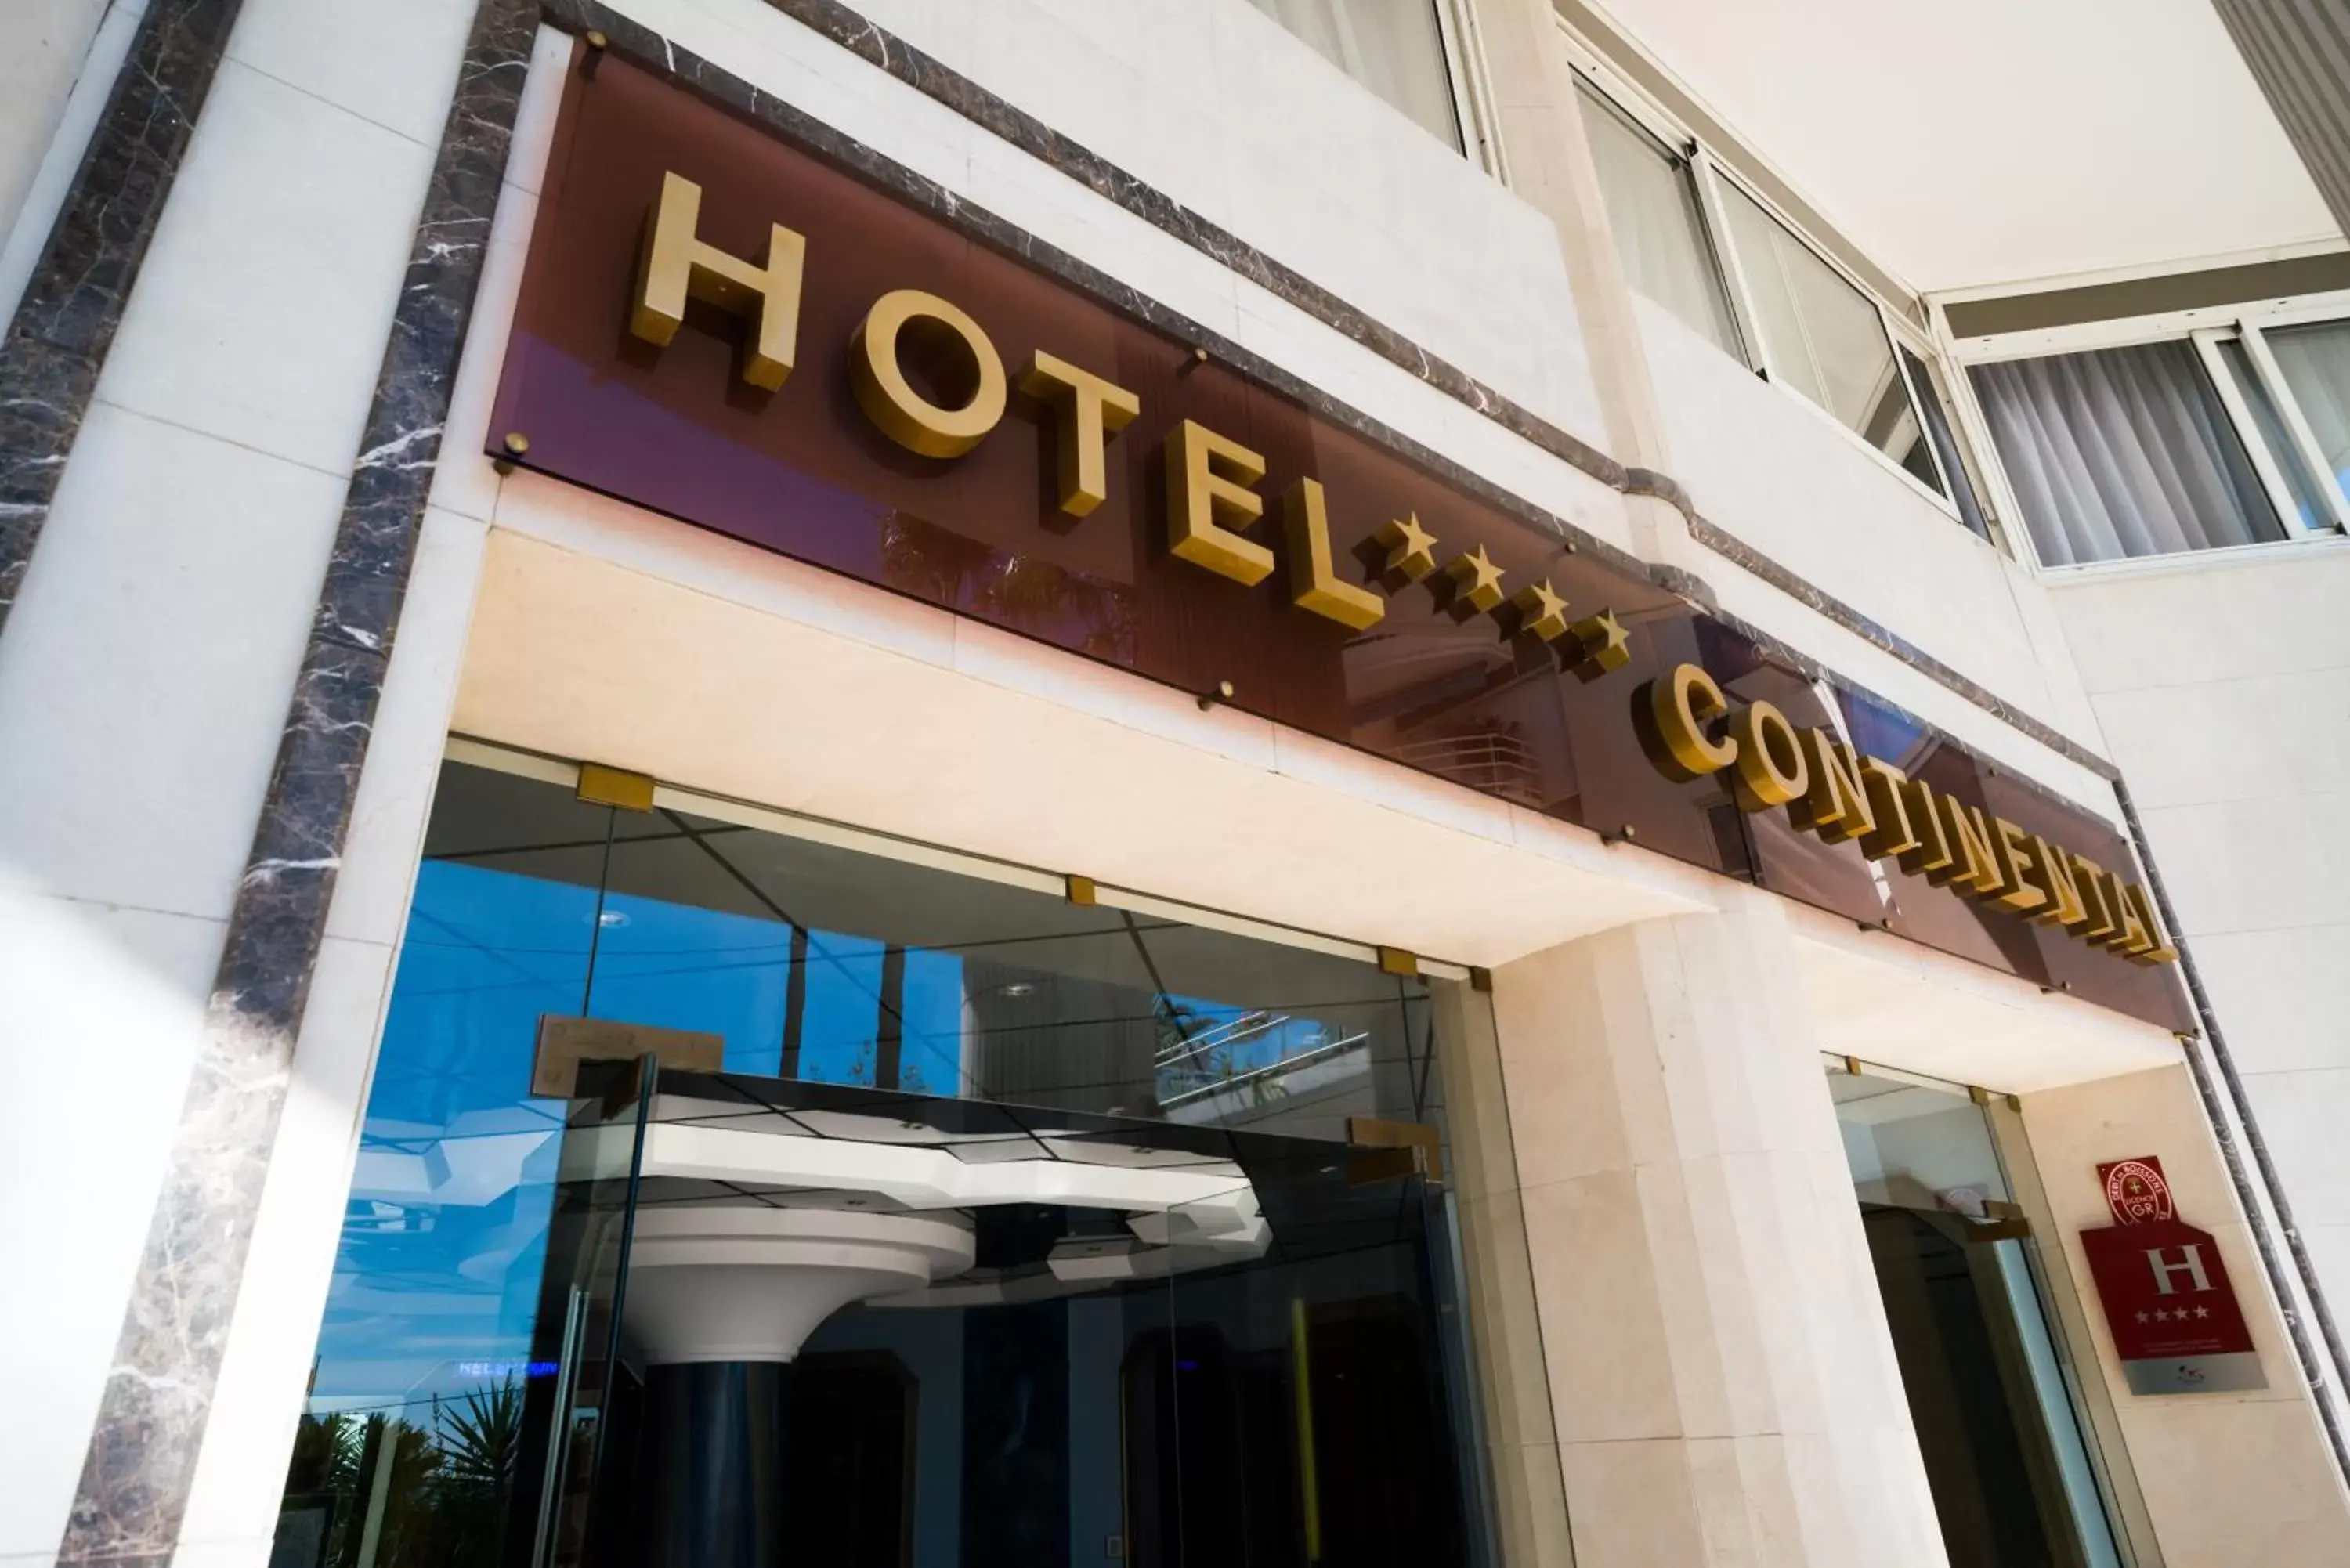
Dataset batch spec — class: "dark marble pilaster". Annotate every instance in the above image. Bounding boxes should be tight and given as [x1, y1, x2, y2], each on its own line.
[0, 0, 246, 641]
[53, 3, 539, 1563]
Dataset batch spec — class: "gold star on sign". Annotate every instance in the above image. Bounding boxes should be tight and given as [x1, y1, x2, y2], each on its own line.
[1375, 511, 1440, 580]
[1508, 579, 1570, 643]
[1565, 609, 1630, 682]
[1446, 545, 1506, 613]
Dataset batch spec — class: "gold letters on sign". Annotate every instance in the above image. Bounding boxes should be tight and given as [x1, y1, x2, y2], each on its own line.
[1165, 420, 1276, 587]
[624, 168, 1626, 645]
[1017, 351, 1140, 516]
[850, 289, 1008, 459]
[632, 172, 806, 391]
[1284, 479, 1386, 630]
[1637, 663, 2179, 966]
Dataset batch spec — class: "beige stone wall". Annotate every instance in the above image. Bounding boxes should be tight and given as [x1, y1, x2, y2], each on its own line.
[2020, 1064, 2350, 1566]
[1482, 894, 1950, 1566]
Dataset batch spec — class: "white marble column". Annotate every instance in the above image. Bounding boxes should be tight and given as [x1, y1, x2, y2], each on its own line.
[1486, 890, 1949, 1566]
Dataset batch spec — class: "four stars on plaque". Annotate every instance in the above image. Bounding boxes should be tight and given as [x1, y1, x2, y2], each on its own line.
[1373, 511, 1629, 681]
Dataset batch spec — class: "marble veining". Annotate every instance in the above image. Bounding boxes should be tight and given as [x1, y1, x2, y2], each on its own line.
[0, 2, 2291, 1560]
[540, 3, 2117, 822]
[739, 0, 1632, 488]
[1681, 512, 2117, 779]
[52, 2, 539, 1562]
[26, 9, 2231, 1562]
[0, 0, 247, 644]
[625, 0, 2121, 780]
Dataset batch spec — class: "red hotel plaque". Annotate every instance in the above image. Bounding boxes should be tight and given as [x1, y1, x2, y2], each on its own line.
[2079, 1157, 2262, 1394]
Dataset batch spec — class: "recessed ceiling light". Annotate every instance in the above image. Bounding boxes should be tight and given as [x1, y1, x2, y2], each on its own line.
[1000, 981, 1036, 998]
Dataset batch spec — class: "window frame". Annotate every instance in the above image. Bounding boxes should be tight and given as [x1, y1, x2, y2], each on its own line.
[1253, 0, 1495, 162]
[1560, 27, 1989, 537]
[1697, 151, 1972, 526]
[1431, 0, 1506, 175]
[443, 735, 1477, 980]
[1571, 73, 1748, 361]
[1946, 290, 2350, 573]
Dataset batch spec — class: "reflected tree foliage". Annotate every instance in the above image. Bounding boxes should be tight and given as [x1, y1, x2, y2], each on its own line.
[274, 1379, 524, 1568]
[880, 512, 1136, 661]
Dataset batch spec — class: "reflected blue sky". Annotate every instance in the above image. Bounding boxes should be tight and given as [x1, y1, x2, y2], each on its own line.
[309, 859, 972, 1416]
[306, 853, 1376, 1419]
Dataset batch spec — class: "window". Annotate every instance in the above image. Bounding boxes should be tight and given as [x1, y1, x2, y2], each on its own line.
[2255, 320, 2350, 508]
[1966, 307, 2350, 566]
[1570, 60, 1990, 535]
[1574, 82, 1740, 354]
[1246, 0, 1465, 150]
[1830, 1063, 2130, 1567]
[1714, 180, 1949, 500]
[1904, 347, 1994, 540]
[2214, 337, 2333, 531]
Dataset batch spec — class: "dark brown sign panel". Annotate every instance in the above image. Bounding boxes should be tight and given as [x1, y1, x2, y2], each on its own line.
[489, 46, 2189, 1032]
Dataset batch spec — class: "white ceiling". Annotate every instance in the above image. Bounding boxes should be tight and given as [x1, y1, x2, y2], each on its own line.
[1582, 0, 2343, 296]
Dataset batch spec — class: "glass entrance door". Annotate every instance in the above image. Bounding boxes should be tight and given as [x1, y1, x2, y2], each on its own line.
[565, 1069, 1477, 1567]
[1831, 1066, 2127, 1568]
[272, 752, 1498, 1567]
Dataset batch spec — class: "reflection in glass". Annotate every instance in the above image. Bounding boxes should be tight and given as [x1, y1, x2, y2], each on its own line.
[1718, 182, 1941, 491]
[1831, 1068, 2122, 1568]
[1903, 347, 1993, 538]
[2242, 323, 2350, 525]
[274, 759, 1486, 1566]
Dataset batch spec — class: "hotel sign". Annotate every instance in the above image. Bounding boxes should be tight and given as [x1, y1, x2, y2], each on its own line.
[2078, 1157, 2262, 1394]
[488, 45, 2189, 1031]
[1640, 665, 2175, 967]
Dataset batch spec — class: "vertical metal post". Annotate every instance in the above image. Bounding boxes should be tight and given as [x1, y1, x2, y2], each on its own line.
[530, 1285, 590, 1568]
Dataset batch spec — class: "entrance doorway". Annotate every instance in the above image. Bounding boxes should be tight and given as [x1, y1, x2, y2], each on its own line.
[531, 1068, 1473, 1568]
[1831, 1066, 2129, 1568]
[272, 755, 1494, 1568]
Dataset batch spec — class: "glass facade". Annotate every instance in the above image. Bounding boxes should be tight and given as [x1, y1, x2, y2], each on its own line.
[273, 757, 1488, 1568]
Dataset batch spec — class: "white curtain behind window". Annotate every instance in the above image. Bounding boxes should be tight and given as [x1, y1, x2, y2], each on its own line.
[1574, 85, 1741, 355]
[1970, 341, 2287, 566]
[1246, 0, 1461, 149]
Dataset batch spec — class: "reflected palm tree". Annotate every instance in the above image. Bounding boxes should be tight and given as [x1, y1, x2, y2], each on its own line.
[881, 512, 1137, 661]
[274, 1379, 525, 1568]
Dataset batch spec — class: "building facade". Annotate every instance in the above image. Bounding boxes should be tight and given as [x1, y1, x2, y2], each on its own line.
[3, 2, 2349, 1566]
